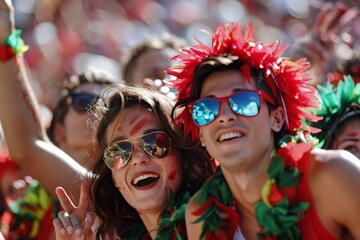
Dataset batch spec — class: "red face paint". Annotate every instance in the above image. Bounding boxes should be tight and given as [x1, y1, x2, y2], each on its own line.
[117, 126, 123, 133]
[128, 115, 140, 125]
[129, 117, 153, 136]
[347, 132, 358, 137]
[168, 170, 177, 180]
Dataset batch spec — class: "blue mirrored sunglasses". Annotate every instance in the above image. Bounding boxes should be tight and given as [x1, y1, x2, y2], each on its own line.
[191, 90, 262, 126]
[70, 92, 99, 113]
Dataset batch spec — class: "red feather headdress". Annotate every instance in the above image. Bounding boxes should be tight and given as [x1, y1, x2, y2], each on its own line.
[167, 22, 321, 139]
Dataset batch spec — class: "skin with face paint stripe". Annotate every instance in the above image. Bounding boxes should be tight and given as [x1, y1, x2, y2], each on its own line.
[106, 107, 182, 230]
[331, 119, 360, 159]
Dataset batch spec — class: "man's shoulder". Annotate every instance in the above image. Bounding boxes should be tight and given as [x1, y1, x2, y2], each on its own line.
[310, 148, 359, 166]
[308, 148, 360, 194]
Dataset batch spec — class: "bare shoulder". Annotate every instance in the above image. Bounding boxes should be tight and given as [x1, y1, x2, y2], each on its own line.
[310, 148, 360, 176]
[308, 149, 360, 238]
[185, 191, 203, 240]
[185, 190, 201, 222]
[309, 148, 360, 192]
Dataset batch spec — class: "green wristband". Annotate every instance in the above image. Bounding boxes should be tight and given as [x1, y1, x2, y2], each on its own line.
[5, 29, 29, 55]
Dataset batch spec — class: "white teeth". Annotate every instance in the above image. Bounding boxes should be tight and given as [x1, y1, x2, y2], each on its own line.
[219, 132, 243, 142]
[133, 174, 159, 185]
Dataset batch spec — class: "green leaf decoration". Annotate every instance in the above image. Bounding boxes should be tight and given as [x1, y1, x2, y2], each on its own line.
[194, 135, 313, 239]
[276, 168, 301, 188]
[268, 155, 285, 178]
[308, 76, 360, 147]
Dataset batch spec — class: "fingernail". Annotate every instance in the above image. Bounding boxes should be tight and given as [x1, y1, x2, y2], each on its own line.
[60, 228, 66, 234]
[85, 213, 92, 223]
[75, 229, 82, 236]
[67, 226, 73, 234]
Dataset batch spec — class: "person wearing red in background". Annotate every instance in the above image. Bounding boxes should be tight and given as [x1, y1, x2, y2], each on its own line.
[0, 146, 59, 239]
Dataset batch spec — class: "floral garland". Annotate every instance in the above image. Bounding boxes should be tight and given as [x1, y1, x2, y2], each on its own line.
[128, 191, 189, 240]
[192, 134, 315, 240]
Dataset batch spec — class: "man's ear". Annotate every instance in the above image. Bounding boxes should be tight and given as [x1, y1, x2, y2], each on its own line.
[271, 107, 286, 132]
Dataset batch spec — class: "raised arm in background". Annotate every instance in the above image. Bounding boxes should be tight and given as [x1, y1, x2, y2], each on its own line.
[0, 0, 87, 202]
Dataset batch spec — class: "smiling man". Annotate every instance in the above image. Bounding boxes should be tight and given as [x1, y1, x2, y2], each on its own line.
[168, 23, 360, 239]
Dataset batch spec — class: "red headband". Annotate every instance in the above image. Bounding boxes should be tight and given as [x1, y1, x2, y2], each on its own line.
[167, 22, 321, 139]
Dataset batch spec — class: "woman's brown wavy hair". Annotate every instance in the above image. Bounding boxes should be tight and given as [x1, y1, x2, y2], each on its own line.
[88, 84, 214, 239]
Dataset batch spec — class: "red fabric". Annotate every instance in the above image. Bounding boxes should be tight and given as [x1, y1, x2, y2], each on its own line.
[296, 158, 337, 240]
[0, 44, 16, 62]
[36, 204, 56, 240]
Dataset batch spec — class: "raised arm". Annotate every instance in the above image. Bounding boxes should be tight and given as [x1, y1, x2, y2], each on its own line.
[0, 0, 87, 201]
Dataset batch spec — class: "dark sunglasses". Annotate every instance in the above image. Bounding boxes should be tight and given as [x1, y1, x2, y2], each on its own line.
[70, 92, 99, 113]
[103, 131, 171, 170]
[191, 90, 262, 126]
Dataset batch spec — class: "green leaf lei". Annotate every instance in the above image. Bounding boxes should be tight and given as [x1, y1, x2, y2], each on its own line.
[128, 191, 189, 240]
[194, 134, 314, 240]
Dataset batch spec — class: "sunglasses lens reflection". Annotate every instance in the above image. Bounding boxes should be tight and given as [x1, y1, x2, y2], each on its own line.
[192, 98, 219, 126]
[192, 91, 261, 126]
[230, 92, 260, 117]
[104, 132, 171, 170]
[141, 132, 171, 158]
[104, 141, 132, 170]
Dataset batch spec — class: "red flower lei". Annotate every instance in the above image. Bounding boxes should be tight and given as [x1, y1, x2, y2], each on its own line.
[192, 134, 314, 239]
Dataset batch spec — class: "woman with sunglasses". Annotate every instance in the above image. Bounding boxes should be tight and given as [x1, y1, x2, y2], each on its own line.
[52, 84, 214, 239]
[167, 23, 360, 239]
[0, 4, 214, 239]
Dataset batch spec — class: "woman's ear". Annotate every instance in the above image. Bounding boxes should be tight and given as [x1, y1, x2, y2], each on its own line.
[271, 107, 286, 132]
[53, 123, 66, 146]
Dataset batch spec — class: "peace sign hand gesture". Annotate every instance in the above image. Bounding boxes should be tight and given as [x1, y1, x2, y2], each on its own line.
[53, 183, 97, 240]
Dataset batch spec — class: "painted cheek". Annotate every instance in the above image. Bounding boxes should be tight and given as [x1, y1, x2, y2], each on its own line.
[168, 170, 177, 181]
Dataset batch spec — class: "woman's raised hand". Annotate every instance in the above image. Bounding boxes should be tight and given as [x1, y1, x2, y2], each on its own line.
[53, 183, 97, 240]
[0, 0, 15, 43]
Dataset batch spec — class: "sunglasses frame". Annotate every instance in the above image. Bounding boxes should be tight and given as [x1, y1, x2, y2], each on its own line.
[103, 131, 172, 170]
[190, 89, 263, 126]
[70, 92, 100, 114]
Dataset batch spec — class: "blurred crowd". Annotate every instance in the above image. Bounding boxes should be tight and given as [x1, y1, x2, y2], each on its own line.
[14, 0, 359, 109]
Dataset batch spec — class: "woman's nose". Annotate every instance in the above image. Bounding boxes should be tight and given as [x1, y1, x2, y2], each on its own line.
[130, 145, 151, 166]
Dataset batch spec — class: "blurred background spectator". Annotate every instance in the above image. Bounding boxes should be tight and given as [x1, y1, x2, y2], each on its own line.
[12, 0, 359, 108]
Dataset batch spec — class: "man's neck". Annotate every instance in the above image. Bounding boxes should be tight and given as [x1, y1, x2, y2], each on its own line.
[221, 149, 273, 213]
